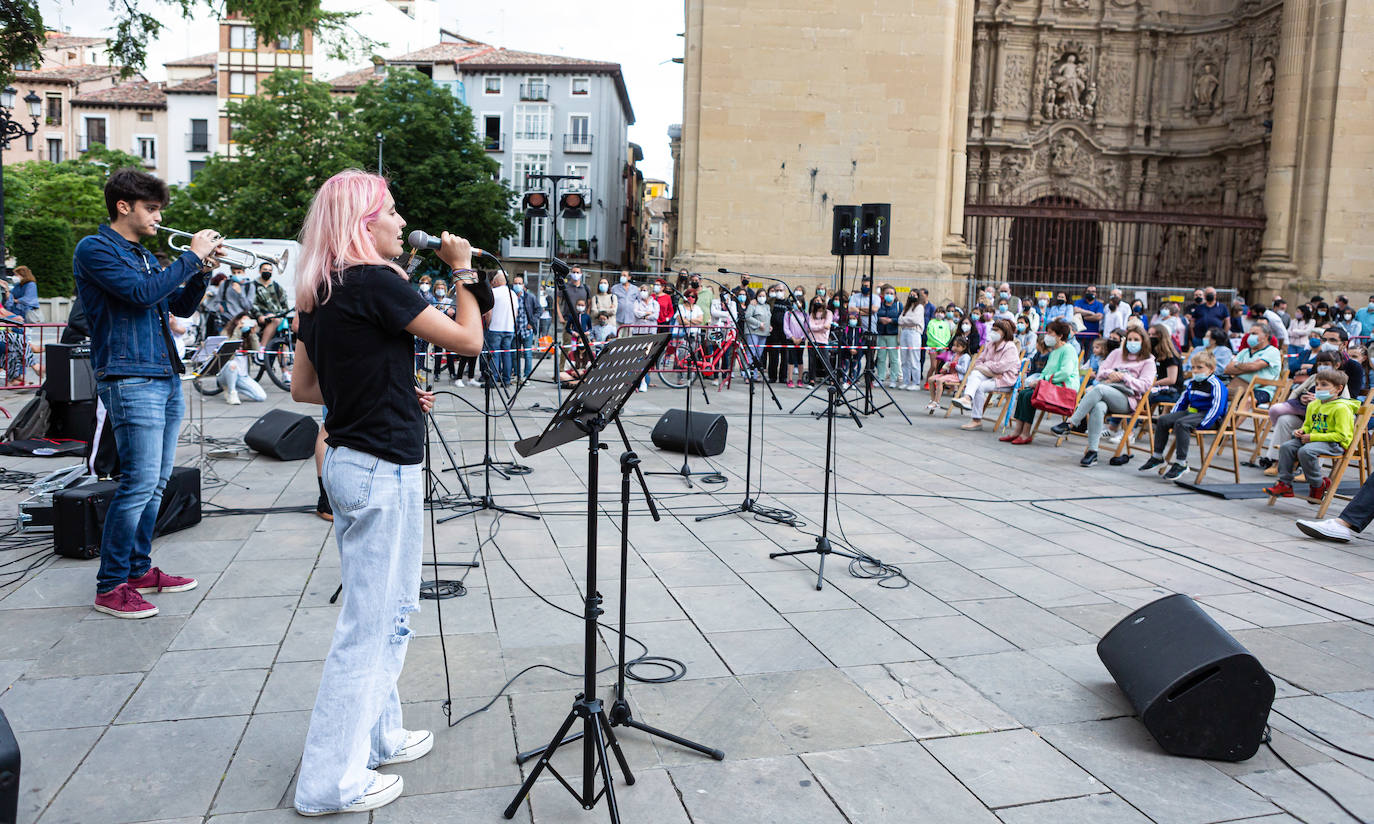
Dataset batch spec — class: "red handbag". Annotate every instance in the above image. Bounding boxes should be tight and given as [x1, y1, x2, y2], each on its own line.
[1030, 380, 1078, 416]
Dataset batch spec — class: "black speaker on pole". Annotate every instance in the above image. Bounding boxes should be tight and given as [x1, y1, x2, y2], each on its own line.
[0, 708, 17, 824]
[859, 203, 891, 256]
[650, 409, 727, 457]
[831, 205, 859, 255]
[244, 410, 319, 461]
[1097, 593, 1274, 761]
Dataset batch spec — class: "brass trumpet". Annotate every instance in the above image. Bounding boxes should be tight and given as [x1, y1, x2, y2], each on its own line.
[157, 225, 258, 268]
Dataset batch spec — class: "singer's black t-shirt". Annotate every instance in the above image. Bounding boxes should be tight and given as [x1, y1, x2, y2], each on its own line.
[298, 265, 431, 465]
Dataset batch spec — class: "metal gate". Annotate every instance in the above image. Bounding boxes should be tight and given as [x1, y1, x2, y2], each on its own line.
[963, 194, 1265, 296]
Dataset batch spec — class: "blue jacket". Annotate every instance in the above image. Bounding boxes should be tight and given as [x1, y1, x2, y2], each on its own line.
[10, 280, 39, 315]
[73, 224, 208, 380]
[1176, 374, 1229, 430]
[875, 299, 902, 334]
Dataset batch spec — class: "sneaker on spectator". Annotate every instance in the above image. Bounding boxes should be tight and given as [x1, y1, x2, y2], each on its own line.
[951, 395, 972, 411]
[1162, 462, 1188, 480]
[226, 385, 241, 405]
[1296, 518, 1355, 543]
[1264, 480, 1294, 498]
[453, 378, 464, 387]
[374, 730, 433, 767]
[1079, 450, 1098, 467]
[1307, 477, 1332, 503]
[93, 583, 159, 618]
[1049, 421, 1071, 436]
[1101, 430, 1122, 445]
[1139, 457, 1164, 472]
[298, 773, 403, 817]
[127, 567, 197, 594]
[925, 401, 938, 414]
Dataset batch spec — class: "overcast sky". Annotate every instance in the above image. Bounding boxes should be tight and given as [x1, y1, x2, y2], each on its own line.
[36, 0, 685, 183]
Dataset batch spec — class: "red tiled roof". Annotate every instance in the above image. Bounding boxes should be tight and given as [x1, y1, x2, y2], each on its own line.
[70, 80, 166, 108]
[164, 51, 217, 67]
[42, 34, 108, 49]
[458, 48, 620, 72]
[328, 65, 385, 92]
[388, 43, 490, 64]
[14, 64, 122, 85]
[165, 75, 217, 94]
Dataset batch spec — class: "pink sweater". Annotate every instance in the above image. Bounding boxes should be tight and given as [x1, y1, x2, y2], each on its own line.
[1095, 348, 1156, 402]
[978, 341, 1022, 388]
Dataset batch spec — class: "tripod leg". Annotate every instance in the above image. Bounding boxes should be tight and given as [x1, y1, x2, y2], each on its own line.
[597, 711, 635, 785]
[503, 708, 580, 819]
[815, 542, 828, 591]
[588, 715, 626, 824]
[616, 715, 725, 760]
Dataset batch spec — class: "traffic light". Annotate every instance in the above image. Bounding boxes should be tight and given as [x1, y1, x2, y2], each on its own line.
[559, 191, 586, 218]
[521, 191, 549, 217]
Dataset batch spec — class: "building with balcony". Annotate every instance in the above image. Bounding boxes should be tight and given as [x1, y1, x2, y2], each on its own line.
[329, 41, 636, 269]
[4, 63, 122, 166]
[68, 80, 168, 178]
[164, 74, 217, 185]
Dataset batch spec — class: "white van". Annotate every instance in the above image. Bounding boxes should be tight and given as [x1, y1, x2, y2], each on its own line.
[215, 238, 301, 306]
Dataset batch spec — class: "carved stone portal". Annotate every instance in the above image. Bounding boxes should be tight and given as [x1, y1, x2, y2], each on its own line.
[1043, 51, 1095, 121]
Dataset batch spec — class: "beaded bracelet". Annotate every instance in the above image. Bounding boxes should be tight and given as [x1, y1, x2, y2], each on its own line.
[450, 267, 478, 285]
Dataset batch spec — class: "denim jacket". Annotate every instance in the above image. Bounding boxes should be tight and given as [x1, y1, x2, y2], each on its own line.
[73, 224, 208, 380]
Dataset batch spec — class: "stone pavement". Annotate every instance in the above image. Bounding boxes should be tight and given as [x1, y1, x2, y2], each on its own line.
[2, 374, 1374, 824]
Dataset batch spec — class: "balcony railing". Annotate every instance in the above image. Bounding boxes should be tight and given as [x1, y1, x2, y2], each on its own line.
[185, 132, 210, 153]
[563, 133, 593, 153]
[519, 83, 549, 101]
[512, 130, 551, 142]
[483, 132, 505, 152]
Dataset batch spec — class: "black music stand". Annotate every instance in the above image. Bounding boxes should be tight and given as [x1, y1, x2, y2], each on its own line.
[503, 332, 709, 824]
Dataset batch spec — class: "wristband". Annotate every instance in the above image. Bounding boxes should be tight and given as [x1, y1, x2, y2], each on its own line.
[450, 267, 478, 285]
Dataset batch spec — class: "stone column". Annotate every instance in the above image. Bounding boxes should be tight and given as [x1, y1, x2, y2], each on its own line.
[944, 0, 976, 276]
[1254, 0, 1313, 287]
[1293, 0, 1345, 275]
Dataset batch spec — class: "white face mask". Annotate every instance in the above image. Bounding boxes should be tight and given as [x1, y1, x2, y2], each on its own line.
[961, 323, 971, 332]
[639, 289, 649, 299]
[988, 329, 1003, 343]
[1044, 333, 1058, 347]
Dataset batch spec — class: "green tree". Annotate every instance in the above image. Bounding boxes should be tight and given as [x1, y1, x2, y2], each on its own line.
[354, 69, 516, 254]
[170, 70, 366, 238]
[10, 215, 74, 297]
[0, 1, 373, 82]
[3, 147, 147, 240]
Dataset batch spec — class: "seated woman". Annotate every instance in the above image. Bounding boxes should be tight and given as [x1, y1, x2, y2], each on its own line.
[951, 317, 1020, 431]
[1001, 319, 1079, 444]
[1146, 323, 1185, 407]
[1051, 326, 1156, 466]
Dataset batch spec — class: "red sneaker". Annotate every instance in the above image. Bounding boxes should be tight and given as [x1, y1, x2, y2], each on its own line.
[94, 583, 159, 619]
[1264, 481, 1294, 498]
[127, 567, 198, 594]
[1307, 477, 1332, 503]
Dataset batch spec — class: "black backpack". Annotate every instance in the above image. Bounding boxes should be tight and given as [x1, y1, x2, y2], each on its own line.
[3, 389, 50, 443]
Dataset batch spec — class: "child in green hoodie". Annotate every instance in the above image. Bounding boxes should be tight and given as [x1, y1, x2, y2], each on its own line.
[1265, 369, 1358, 501]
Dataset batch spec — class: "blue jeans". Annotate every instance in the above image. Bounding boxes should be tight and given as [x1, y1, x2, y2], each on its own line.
[94, 376, 183, 593]
[516, 330, 535, 377]
[483, 330, 514, 384]
[295, 446, 422, 814]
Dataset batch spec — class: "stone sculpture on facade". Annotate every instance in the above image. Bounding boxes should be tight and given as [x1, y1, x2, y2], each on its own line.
[1043, 52, 1096, 120]
[1192, 62, 1220, 116]
[1254, 56, 1274, 108]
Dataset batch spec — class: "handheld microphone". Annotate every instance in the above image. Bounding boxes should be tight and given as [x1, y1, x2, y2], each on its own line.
[407, 229, 485, 258]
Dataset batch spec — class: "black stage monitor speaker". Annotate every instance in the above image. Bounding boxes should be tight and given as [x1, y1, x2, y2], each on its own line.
[52, 466, 202, 559]
[859, 203, 891, 256]
[1097, 593, 1274, 761]
[245, 410, 319, 461]
[44, 342, 96, 402]
[0, 708, 17, 824]
[651, 409, 727, 457]
[831, 205, 859, 255]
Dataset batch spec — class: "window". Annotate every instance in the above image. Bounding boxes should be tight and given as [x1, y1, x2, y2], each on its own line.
[14, 58, 35, 71]
[137, 136, 156, 164]
[229, 25, 257, 50]
[560, 214, 589, 255]
[24, 134, 32, 151]
[189, 160, 206, 180]
[138, 111, 153, 122]
[482, 114, 501, 151]
[512, 152, 548, 192]
[565, 162, 589, 181]
[83, 117, 107, 150]
[45, 94, 62, 126]
[276, 32, 303, 51]
[520, 212, 547, 250]
[571, 77, 589, 96]
[513, 104, 550, 140]
[189, 118, 209, 152]
[47, 138, 62, 162]
[520, 76, 548, 101]
[484, 76, 501, 94]
[229, 72, 256, 96]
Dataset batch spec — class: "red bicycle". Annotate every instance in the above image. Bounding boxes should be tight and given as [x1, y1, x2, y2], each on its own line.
[657, 326, 737, 389]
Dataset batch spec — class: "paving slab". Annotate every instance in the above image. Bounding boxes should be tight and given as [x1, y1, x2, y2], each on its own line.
[168, 595, 297, 650]
[211, 710, 311, 814]
[736, 668, 910, 753]
[23, 614, 184, 678]
[804, 741, 1002, 824]
[0, 672, 143, 731]
[994, 792, 1154, 824]
[888, 614, 1017, 658]
[670, 755, 848, 824]
[10, 725, 103, 824]
[704, 627, 830, 674]
[942, 651, 1125, 727]
[785, 608, 926, 666]
[845, 662, 1019, 739]
[117, 665, 268, 723]
[924, 728, 1105, 808]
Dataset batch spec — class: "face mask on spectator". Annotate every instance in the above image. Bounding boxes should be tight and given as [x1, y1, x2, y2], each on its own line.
[1044, 333, 1057, 346]
[653, 284, 662, 294]
[1247, 334, 1263, 348]
[1344, 313, 1354, 321]
[599, 283, 609, 293]
[830, 299, 840, 309]
[1308, 336, 1321, 348]
[1126, 339, 1142, 354]
[420, 283, 430, 292]
[1314, 389, 1334, 401]
[1038, 299, 1048, 309]
[576, 304, 587, 314]
[794, 289, 804, 298]
[1317, 309, 1327, 316]
[737, 294, 746, 303]
[998, 304, 1008, 312]
[860, 283, 871, 295]
[639, 289, 649, 299]
[513, 284, 524, 294]
[934, 312, 945, 320]
[848, 319, 858, 327]
[884, 294, 895, 304]
[1191, 371, 1211, 384]
[434, 288, 446, 299]
[961, 322, 971, 332]
[571, 272, 582, 282]
[988, 329, 1003, 343]
[1016, 322, 1027, 332]
[621, 274, 630, 284]
[1160, 308, 1171, 317]
[1320, 341, 1340, 352]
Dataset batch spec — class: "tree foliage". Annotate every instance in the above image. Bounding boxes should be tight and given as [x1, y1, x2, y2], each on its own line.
[354, 69, 516, 254]
[172, 69, 517, 250]
[4, 146, 146, 241]
[10, 215, 74, 297]
[0, 0, 375, 82]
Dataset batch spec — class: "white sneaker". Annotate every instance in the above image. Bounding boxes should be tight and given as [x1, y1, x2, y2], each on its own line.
[226, 386, 241, 405]
[298, 773, 403, 816]
[453, 378, 464, 387]
[374, 729, 433, 767]
[951, 395, 972, 411]
[1296, 518, 1355, 543]
[1102, 431, 1122, 445]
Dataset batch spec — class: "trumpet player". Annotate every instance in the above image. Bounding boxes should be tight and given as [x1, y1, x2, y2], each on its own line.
[72, 167, 225, 620]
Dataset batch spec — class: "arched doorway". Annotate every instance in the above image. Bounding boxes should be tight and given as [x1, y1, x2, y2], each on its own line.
[1006, 196, 1101, 286]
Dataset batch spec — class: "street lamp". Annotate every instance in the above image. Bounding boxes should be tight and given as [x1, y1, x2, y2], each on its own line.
[1, 87, 42, 271]
[376, 132, 384, 175]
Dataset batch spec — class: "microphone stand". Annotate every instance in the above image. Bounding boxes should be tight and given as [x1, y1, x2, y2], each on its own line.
[643, 283, 725, 487]
[694, 274, 791, 524]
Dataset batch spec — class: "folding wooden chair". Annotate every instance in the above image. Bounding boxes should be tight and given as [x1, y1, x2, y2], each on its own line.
[1032, 368, 1092, 439]
[1267, 402, 1374, 515]
[943, 351, 981, 418]
[1172, 381, 1252, 484]
[1108, 391, 1155, 460]
[1233, 376, 1290, 461]
[987, 359, 1030, 433]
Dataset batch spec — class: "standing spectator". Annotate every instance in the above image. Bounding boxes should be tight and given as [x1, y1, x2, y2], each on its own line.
[591, 275, 617, 321]
[952, 317, 1021, 431]
[483, 272, 516, 387]
[633, 284, 659, 333]
[1188, 287, 1230, 347]
[1288, 305, 1316, 364]
[1051, 326, 1156, 466]
[742, 290, 770, 379]
[782, 296, 807, 387]
[590, 311, 617, 344]
[765, 287, 788, 383]
[1101, 289, 1132, 338]
[416, 275, 435, 304]
[1265, 369, 1357, 501]
[1154, 301, 1185, 349]
[653, 278, 674, 334]
[1353, 294, 1374, 340]
[512, 275, 540, 379]
[1073, 286, 1105, 348]
[924, 305, 954, 382]
[898, 292, 926, 390]
[8, 266, 41, 322]
[837, 309, 865, 384]
[1271, 296, 1292, 330]
[849, 277, 881, 334]
[874, 284, 901, 385]
[996, 282, 1022, 314]
[690, 273, 714, 325]
[804, 297, 833, 383]
[1263, 299, 1288, 350]
[557, 267, 591, 375]
[1223, 321, 1282, 413]
[1139, 350, 1229, 479]
[611, 270, 637, 327]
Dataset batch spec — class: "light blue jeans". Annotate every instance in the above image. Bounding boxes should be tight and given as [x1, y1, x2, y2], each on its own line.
[94, 375, 182, 593]
[295, 446, 423, 814]
[215, 359, 267, 401]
